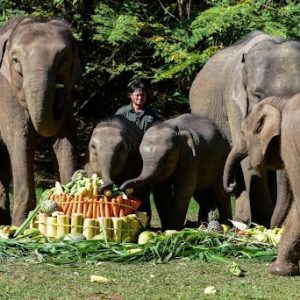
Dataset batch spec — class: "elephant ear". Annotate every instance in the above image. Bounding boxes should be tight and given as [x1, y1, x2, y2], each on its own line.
[0, 17, 25, 69]
[255, 104, 281, 156]
[48, 19, 83, 83]
[231, 33, 276, 118]
[232, 57, 248, 118]
[177, 128, 197, 167]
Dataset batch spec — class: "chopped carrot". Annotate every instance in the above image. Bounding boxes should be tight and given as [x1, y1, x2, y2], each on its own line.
[86, 199, 93, 218]
[95, 197, 100, 219]
[92, 199, 97, 219]
[77, 194, 84, 214]
[104, 196, 111, 217]
[130, 197, 141, 211]
[83, 197, 88, 217]
[100, 197, 105, 217]
[124, 198, 132, 215]
[119, 208, 125, 217]
[62, 194, 70, 214]
[66, 199, 73, 216]
[115, 195, 122, 216]
[111, 198, 118, 217]
[72, 195, 79, 215]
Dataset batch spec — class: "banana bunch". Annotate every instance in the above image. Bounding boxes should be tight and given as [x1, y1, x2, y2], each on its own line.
[0, 225, 18, 239]
[50, 172, 104, 197]
[238, 225, 284, 246]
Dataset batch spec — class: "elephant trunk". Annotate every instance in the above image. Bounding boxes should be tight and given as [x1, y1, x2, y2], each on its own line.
[223, 139, 247, 193]
[23, 69, 64, 137]
[119, 163, 157, 191]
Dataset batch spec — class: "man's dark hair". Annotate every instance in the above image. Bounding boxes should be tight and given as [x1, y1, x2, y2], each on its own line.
[128, 81, 149, 94]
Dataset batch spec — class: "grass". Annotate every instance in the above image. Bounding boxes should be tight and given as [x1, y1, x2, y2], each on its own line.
[1, 194, 299, 299]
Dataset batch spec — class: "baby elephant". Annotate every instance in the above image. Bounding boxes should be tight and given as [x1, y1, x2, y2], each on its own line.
[223, 93, 300, 276]
[120, 113, 232, 230]
[85, 115, 150, 216]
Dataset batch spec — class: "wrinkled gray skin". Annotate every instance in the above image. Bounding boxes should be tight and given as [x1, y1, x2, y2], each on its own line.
[224, 94, 300, 276]
[85, 115, 151, 217]
[189, 31, 300, 227]
[120, 114, 232, 230]
[0, 17, 82, 225]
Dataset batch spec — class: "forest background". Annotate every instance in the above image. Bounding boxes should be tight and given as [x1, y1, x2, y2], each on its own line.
[0, 0, 299, 183]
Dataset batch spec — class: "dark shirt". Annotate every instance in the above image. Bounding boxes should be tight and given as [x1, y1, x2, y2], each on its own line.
[115, 103, 159, 131]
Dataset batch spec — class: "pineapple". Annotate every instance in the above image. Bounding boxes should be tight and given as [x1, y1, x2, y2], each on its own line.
[207, 209, 222, 232]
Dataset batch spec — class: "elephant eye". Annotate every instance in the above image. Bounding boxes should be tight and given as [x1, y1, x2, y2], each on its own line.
[253, 91, 264, 100]
[12, 57, 22, 75]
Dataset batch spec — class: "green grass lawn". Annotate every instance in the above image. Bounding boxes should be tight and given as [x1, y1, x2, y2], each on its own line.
[1, 193, 299, 300]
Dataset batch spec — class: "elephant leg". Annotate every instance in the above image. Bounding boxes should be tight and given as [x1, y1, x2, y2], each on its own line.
[269, 201, 300, 276]
[270, 169, 292, 228]
[167, 176, 196, 230]
[10, 138, 36, 226]
[153, 179, 173, 229]
[194, 190, 217, 224]
[133, 186, 151, 227]
[0, 146, 12, 225]
[213, 184, 232, 225]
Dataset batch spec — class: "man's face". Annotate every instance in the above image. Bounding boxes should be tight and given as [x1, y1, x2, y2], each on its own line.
[130, 88, 147, 108]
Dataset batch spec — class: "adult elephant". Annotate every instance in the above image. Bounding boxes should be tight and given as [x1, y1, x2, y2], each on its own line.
[120, 114, 232, 230]
[223, 94, 300, 275]
[189, 31, 300, 227]
[0, 17, 82, 225]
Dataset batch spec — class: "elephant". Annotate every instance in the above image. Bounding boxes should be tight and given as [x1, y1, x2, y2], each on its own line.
[189, 31, 300, 227]
[84, 115, 151, 218]
[223, 93, 300, 276]
[0, 17, 82, 225]
[120, 113, 232, 230]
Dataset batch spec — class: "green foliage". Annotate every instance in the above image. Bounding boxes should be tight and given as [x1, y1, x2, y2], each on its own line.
[0, 0, 299, 120]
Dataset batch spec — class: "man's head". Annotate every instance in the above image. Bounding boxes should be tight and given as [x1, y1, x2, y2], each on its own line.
[129, 81, 148, 110]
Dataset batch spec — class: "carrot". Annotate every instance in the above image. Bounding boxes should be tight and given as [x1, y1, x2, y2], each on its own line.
[111, 198, 118, 217]
[115, 195, 122, 216]
[83, 197, 88, 217]
[61, 194, 70, 214]
[72, 195, 79, 215]
[130, 197, 141, 211]
[104, 196, 111, 217]
[92, 199, 97, 219]
[100, 197, 105, 217]
[77, 194, 84, 214]
[123, 198, 131, 215]
[95, 197, 101, 219]
[119, 208, 125, 217]
[86, 199, 93, 218]
[66, 198, 74, 216]
[63, 195, 71, 214]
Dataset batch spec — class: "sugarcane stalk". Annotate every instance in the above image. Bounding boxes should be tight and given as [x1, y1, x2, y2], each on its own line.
[83, 218, 98, 240]
[46, 216, 57, 238]
[13, 201, 42, 238]
[112, 217, 122, 243]
[71, 213, 84, 234]
[57, 215, 70, 238]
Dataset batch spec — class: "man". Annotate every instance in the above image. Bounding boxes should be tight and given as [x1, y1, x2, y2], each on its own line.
[115, 81, 159, 131]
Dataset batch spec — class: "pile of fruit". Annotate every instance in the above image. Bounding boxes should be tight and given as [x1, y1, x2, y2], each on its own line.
[13, 171, 148, 242]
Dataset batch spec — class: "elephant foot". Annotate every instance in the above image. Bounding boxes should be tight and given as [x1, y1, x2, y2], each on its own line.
[269, 260, 299, 276]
